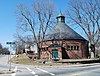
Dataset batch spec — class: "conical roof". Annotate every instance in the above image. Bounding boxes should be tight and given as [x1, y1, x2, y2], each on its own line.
[44, 14, 86, 41]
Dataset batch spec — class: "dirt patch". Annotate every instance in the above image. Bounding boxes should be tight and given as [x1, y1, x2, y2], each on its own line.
[11, 54, 37, 65]
[0, 70, 15, 74]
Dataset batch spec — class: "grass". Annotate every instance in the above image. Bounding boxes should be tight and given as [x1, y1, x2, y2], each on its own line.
[11, 54, 37, 65]
[11, 54, 100, 66]
[11, 54, 66, 66]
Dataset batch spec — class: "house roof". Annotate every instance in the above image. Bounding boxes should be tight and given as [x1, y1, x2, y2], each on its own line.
[44, 14, 86, 41]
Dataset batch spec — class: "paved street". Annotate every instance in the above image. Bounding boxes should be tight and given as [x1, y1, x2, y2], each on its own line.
[1, 55, 100, 76]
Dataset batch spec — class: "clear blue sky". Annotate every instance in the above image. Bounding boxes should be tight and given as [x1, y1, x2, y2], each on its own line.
[0, 0, 34, 47]
[0, 0, 68, 47]
[0, 0, 84, 47]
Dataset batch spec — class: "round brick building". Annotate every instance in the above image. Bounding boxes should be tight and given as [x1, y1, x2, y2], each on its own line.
[40, 13, 89, 59]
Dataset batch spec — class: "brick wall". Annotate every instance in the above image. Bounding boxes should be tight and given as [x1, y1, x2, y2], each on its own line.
[40, 39, 89, 59]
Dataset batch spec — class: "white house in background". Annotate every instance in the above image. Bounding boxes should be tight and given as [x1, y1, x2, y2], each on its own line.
[31, 45, 38, 53]
[25, 44, 37, 54]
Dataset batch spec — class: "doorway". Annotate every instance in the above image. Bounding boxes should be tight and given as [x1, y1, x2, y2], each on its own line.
[52, 49, 58, 59]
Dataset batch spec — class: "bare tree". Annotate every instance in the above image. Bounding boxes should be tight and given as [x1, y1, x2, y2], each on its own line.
[66, 0, 100, 58]
[2, 48, 10, 55]
[14, 35, 25, 54]
[14, 33, 34, 54]
[0, 43, 10, 54]
[16, 1, 55, 58]
[0, 43, 3, 54]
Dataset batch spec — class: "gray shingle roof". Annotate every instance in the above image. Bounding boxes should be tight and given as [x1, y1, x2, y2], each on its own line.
[44, 22, 86, 41]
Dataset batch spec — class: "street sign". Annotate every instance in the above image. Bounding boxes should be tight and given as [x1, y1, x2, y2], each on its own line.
[6, 41, 15, 71]
[6, 42, 15, 44]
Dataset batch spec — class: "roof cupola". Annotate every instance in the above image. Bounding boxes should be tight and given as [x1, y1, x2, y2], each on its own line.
[56, 13, 65, 23]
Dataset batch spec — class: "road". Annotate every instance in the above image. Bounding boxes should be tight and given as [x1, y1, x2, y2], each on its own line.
[0, 55, 100, 76]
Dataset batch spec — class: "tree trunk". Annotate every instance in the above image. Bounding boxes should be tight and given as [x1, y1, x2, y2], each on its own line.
[90, 44, 95, 58]
[37, 47, 40, 59]
[36, 43, 41, 59]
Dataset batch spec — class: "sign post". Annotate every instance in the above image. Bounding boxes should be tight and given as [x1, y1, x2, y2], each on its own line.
[6, 42, 15, 71]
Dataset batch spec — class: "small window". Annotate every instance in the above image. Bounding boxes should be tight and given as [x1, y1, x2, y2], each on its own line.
[74, 46, 77, 50]
[67, 46, 70, 50]
[67, 45, 79, 51]
[61, 18, 64, 22]
[71, 46, 73, 50]
[77, 46, 79, 50]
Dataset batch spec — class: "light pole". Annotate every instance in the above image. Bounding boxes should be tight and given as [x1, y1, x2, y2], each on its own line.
[6, 42, 15, 71]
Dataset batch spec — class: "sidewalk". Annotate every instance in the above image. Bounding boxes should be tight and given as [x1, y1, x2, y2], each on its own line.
[0, 55, 15, 75]
[0, 55, 9, 66]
